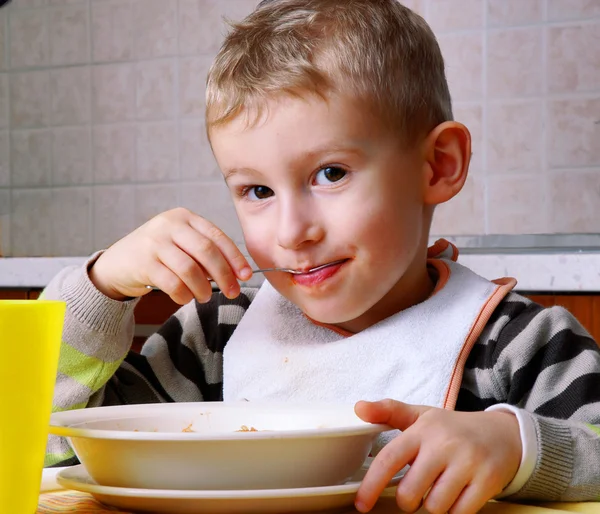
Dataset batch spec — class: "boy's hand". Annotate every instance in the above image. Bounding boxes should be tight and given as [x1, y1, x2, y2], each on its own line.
[354, 399, 522, 514]
[90, 208, 252, 304]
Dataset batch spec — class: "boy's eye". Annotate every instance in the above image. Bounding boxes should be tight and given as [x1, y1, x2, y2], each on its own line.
[314, 166, 346, 185]
[247, 185, 274, 200]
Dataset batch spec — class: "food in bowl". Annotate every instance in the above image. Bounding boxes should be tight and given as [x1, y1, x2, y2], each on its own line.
[49, 402, 390, 491]
[236, 425, 259, 432]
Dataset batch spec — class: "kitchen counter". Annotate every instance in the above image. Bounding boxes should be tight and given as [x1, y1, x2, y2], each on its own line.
[0, 257, 87, 289]
[1, 250, 600, 292]
[459, 251, 600, 292]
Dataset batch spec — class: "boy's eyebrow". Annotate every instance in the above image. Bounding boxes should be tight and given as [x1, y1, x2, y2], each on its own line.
[224, 144, 365, 181]
[301, 144, 365, 162]
[224, 167, 261, 182]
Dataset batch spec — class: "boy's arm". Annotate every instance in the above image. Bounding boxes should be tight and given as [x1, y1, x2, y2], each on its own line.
[42, 256, 138, 465]
[458, 294, 600, 501]
[42, 255, 139, 413]
[43, 257, 256, 466]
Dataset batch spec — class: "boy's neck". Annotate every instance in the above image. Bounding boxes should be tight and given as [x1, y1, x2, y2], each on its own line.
[333, 260, 436, 334]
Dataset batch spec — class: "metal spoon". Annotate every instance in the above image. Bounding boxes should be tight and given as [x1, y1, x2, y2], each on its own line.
[145, 259, 347, 291]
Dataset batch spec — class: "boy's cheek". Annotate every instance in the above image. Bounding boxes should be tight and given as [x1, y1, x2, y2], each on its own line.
[241, 231, 271, 267]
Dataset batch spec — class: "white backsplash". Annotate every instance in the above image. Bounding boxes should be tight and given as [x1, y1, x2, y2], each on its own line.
[0, 0, 598, 256]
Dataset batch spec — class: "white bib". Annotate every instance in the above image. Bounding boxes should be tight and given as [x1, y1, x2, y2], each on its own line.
[224, 260, 512, 413]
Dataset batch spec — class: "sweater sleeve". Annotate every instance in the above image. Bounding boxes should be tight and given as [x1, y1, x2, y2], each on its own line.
[42, 255, 138, 466]
[42, 257, 256, 467]
[456, 293, 600, 501]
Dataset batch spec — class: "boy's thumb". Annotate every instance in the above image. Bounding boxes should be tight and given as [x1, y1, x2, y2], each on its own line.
[354, 399, 430, 431]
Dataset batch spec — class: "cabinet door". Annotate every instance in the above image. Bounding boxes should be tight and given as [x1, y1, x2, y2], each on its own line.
[132, 291, 180, 352]
[593, 297, 600, 344]
[526, 295, 555, 308]
[0, 290, 28, 299]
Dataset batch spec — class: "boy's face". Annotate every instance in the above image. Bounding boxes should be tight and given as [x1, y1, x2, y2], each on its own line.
[210, 94, 433, 332]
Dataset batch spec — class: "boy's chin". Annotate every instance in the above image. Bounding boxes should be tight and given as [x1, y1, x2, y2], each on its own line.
[269, 280, 370, 327]
[300, 302, 366, 328]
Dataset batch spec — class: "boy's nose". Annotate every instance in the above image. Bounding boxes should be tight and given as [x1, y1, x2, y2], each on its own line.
[276, 197, 324, 250]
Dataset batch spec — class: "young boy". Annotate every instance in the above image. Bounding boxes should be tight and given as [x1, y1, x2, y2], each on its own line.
[43, 1, 600, 512]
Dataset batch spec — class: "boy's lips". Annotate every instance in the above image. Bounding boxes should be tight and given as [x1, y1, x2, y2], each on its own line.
[290, 259, 349, 286]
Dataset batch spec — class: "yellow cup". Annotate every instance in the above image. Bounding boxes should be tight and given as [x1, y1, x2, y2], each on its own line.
[0, 300, 66, 514]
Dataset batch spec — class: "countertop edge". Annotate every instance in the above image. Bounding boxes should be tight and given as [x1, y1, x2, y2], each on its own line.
[1, 253, 600, 292]
[0, 257, 87, 288]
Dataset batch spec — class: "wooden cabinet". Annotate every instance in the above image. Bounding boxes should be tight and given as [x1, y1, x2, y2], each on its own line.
[0, 289, 36, 299]
[134, 290, 180, 324]
[131, 291, 180, 352]
[2, 289, 600, 344]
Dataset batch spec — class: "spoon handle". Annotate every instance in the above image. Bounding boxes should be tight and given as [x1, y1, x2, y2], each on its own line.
[145, 261, 346, 291]
[145, 267, 289, 291]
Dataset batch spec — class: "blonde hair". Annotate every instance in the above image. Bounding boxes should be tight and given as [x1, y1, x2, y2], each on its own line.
[206, 0, 452, 144]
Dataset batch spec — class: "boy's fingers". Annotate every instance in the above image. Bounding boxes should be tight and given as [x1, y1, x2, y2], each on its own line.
[355, 434, 419, 512]
[157, 245, 213, 303]
[394, 451, 446, 513]
[146, 259, 195, 306]
[186, 214, 251, 280]
[422, 467, 470, 514]
[172, 225, 240, 298]
[355, 399, 430, 430]
[446, 481, 491, 514]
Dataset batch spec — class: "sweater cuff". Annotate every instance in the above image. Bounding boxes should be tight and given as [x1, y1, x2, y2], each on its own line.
[516, 416, 573, 500]
[61, 251, 140, 336]
[485, 404, 538, 498]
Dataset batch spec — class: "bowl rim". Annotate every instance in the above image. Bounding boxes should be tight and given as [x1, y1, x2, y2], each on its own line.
[49, 401, 392, 441]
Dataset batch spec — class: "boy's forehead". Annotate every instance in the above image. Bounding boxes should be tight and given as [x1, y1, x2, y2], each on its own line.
[210, 94, 389, 167]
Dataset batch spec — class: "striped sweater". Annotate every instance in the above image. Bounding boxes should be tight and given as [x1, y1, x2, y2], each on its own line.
[43, 260, 600, 502]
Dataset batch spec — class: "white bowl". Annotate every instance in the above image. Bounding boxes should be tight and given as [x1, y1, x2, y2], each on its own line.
[49, 402, 390, 491]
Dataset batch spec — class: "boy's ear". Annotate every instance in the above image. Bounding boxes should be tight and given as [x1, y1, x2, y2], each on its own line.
[422, 121, 471, 205]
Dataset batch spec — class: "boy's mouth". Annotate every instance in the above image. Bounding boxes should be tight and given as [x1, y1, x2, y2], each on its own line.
[290, 259, 350, 286]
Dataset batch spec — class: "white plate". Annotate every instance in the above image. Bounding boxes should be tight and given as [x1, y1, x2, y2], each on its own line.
[57, 462, 405, 514]
[41, 467, 67, 492]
